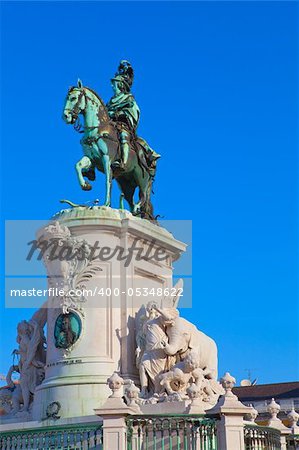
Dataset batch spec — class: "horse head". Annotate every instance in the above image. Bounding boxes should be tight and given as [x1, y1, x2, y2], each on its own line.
[63, 79, 86, 124]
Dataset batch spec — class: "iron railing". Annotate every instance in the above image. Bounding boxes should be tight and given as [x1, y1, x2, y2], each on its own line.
[286, 434, 299, 450]
[0, 422, 103, 450]
[126, 415, 217, 450]
[244, 424, 281, 450]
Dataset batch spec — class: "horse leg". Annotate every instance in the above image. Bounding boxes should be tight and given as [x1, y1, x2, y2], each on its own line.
[133, 189, 145, 216]
[97, 138, 112, 207]
[116, 178, 136, 213]
[75, 156, 92, 191]
[134, 172, 154, 218]
[143, 176, 154, 218]
[102, 154, 112, 206]
[132, 174, 147, 215]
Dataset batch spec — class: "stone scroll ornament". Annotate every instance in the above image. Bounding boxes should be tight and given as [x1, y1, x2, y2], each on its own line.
[37, 221, 102, 314]
[135, 280, 224, 409]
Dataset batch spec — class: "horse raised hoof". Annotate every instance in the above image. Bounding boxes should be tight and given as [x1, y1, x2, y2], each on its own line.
[82, 182, 92, 191]
[82, 167, 96, 181]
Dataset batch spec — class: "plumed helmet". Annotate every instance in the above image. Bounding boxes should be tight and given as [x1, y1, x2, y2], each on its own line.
[115, 60, 134, 89]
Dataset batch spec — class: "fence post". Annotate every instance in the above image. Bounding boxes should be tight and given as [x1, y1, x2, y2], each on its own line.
[208, 372, 252, 450]
[94, 372, 142, 450]
[266, 398, 291, 450]
[287, 406, 299, 435]
[95, 396, 131, 450]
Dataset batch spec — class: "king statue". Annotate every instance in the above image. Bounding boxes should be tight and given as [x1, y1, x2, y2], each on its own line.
[62, 60, 161, 219]
[107, 60, 160, 170]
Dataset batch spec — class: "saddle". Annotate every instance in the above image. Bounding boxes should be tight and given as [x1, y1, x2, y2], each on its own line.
[112, 120, 156, 177]
[82, 121, 156, 178]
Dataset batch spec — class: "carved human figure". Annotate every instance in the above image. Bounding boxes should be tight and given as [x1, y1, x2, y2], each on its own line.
[181, 350, 223, 402]
[107, 372, 124, 398]
[13, 317, 46, 413]
[135, 302, 174, 398]
[179, 350, 205, 384]
[159, 348, 222, 405]
[187, 383, 202, 402]
[124, 381, 141, 408]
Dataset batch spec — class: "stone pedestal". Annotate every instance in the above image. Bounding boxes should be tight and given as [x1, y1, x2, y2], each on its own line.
[32, 207, 186, 420]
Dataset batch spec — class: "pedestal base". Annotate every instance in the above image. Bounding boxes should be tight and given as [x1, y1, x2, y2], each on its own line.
[32, 207, 186, 420]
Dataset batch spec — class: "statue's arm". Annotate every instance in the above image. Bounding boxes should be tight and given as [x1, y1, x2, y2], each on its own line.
[116, 94, 137, 110]
[23, 321, 42, 368]
[6, 365, 18, 388]
[31, 301, 47, 328]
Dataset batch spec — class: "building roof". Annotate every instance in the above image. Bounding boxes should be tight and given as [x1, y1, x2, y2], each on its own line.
[233, 382, 299, 402]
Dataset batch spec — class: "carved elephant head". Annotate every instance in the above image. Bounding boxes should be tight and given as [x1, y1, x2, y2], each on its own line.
[155, 307, 218, 380]
[156, 308, 196, 356]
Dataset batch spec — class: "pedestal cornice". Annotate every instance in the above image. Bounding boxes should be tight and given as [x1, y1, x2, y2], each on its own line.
[52, 206, 186, 261]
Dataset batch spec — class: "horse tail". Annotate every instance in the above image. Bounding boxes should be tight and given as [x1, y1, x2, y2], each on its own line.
[60, 199, 82, 208]
[143, 176, 155, 220]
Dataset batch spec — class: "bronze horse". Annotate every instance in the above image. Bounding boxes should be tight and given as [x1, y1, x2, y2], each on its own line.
[63, 80, 155, 219]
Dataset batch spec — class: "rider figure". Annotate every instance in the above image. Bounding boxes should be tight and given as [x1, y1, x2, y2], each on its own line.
[106, 60, 161, 170]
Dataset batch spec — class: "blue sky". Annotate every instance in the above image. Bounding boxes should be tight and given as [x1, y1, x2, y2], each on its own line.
[0, 1, 298, 385]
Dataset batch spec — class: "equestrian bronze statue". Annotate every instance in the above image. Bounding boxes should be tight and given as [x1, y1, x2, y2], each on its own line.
[62, 60, 160, 220]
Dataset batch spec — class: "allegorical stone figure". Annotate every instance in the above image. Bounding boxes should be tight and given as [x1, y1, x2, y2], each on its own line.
[106, 60, 161, 170]
[135, 302, 175, 397]
[134, 282, 222, 406]
[11, 307, 47, 415]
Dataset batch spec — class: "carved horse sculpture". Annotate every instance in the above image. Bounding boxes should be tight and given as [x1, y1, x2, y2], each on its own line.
[63, 80, 155, 219]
